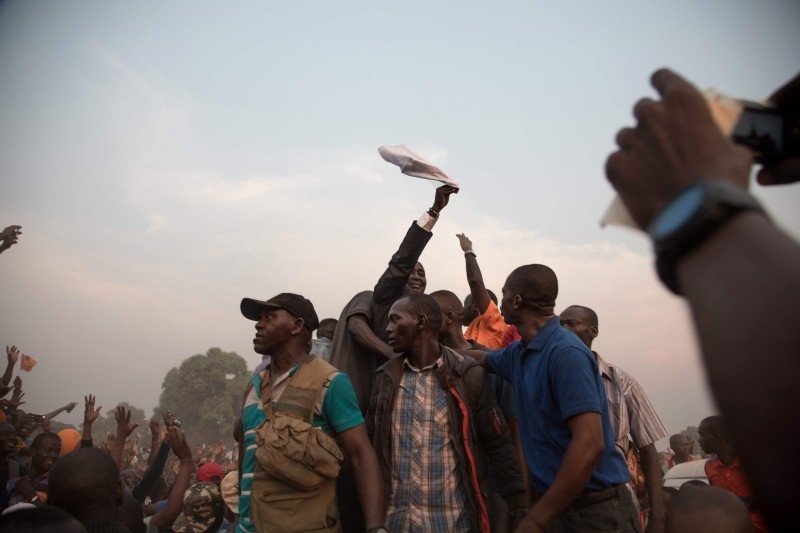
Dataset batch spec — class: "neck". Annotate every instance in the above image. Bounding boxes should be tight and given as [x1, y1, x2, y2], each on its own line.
[269, 344, 307, 376]
[516, 312, 555, 345]
[438, 328, 471, 351]
[716, 445, 737, 466]
[407, 335, 441, 368]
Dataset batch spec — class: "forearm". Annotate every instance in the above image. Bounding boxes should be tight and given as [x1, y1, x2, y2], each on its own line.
[133, 440, 171, 502]
[373, 223, 432, 305]
[678, 212, 800, 523]
[110, 434, 126, 472]
[1, 361, 14, 385]
[148, 435, 162, 467]
[464, 254, 491, 313]
[352, 448, 385, 529]
[43, 405, 69, 420]
[348, 317, 395, 360]
[639, 444, 665, 531]
[82, 421, 94, 442]
[150, 457, 194, 528]
[520, 433, 602, 529]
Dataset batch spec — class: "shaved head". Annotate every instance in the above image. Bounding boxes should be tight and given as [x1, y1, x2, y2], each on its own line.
[506, 264, 558, 315]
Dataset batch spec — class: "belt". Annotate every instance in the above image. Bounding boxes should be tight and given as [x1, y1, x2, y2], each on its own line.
[568, 484, 628, 511]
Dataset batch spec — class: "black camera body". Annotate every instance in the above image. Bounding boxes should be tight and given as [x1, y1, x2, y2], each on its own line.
[732, 100, 800, 166]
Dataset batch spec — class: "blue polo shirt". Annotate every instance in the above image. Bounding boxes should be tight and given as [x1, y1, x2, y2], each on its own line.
[486, 316, 629, 493]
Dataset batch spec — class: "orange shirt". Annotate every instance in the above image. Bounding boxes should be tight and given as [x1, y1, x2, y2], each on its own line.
[705, 456, 770, 533]
[464, 300, 508, 349]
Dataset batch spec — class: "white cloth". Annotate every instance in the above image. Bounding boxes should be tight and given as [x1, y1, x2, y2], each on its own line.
[378, 144, 460, 188]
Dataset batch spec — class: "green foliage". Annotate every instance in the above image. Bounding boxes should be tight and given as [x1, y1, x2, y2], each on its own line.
[157, 347, 249, 445]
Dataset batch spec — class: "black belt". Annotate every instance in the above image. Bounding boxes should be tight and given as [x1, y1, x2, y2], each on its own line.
[568, 484, 628, 511]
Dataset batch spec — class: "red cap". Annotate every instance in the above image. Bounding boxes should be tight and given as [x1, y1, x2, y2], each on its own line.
[196, 462, 225, 483]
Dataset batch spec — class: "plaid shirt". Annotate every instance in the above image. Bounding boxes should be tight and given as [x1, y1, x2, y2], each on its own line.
[596, 353, 668, 453]
[386, 356, 470, 533]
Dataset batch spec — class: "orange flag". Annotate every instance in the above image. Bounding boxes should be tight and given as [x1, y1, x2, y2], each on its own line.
[20, 354, 37, 372]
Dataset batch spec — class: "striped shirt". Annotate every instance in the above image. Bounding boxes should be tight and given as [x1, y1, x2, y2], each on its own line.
[387, 356, 470, 533]
[596, 353, 668, 453]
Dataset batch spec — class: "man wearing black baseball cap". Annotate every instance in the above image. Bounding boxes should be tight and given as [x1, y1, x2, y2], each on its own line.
[236, 292, 385, 533]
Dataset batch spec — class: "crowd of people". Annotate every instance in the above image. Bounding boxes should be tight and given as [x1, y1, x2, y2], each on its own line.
[0, 67, 798, 533]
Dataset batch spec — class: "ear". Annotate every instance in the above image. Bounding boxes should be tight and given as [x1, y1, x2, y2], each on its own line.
[513, 295, 523, 309]
[446, 311, 455, 324]
[590, 325, 599, 339]
[291, 317, 305, 335]
[417, 314, 428, 330]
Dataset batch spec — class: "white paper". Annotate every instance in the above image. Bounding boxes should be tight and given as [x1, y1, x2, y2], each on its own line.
[378, 144, 461, 189]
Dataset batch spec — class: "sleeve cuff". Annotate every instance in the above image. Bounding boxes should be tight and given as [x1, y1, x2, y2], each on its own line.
[416, 212, 437, 232]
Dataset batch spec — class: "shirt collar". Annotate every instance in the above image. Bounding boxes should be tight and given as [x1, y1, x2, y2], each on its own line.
[595, 352, 613, 380]
[524, 316, 561, 351]
[403, 354, 444, 373]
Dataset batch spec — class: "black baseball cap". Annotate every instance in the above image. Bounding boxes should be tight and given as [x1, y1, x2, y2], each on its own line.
[240, 293, 320, 333]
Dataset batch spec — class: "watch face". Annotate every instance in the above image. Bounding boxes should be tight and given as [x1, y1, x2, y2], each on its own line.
[650, 186, 705, 239]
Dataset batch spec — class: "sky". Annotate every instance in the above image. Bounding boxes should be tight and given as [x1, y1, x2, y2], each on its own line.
[0, 1, 798, 450]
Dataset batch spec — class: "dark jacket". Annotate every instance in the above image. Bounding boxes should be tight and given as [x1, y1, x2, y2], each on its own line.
[366, 346, 526, 532]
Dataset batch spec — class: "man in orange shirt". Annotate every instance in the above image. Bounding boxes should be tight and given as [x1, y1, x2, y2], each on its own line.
[456, 234, 508, 349]
[700, 415, 769, 533]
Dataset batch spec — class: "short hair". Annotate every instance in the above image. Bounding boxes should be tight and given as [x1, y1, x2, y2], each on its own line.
[669, 434, 688, 446]
[31, 432, 60, 450]
[49, 447, 120, 522]
[0, 507, 87, 533]
[486, 289, 498, 306]
[666, 484, 754, 533]
[700, 415, 731, 441]
[506, 264, 558, 314]
[430, 290, 464, 315]
[399, 294, 442, 333]
[564, 305, 598, 328]
[318, 318, 337, 330]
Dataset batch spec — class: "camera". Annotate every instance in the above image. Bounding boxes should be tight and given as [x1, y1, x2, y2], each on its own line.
[32, 414, 47, 423]
[732, 100, 800, 166]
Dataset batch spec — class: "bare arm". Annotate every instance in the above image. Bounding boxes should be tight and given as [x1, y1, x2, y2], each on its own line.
[42, 402, 78, 421]
[150, 428, 194, 530]
[111, 406, 139, 472]
[82, 394, 101, 444]
[639, 444, 665, 533]
[348, 314, 395, 360]
[516, 412, 604, 532]
[339, 423, 385, 530]
[2, 346, 18, 386]
[605, 68, 800, 528]
[456, 234, 491, 314]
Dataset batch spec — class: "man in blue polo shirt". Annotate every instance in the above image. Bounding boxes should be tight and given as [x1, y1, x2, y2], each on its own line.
[480, 264, 637, 532]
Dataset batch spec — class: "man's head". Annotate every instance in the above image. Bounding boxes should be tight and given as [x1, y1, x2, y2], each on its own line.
[316, 318, 337, 341]
[559, 305, 599, 349]
[406, 262, 427, 294]
[666, 484, 755, 533]
[386, 294, 442, 353]
[0, 506, 87, 533]
[501, 264, 558, 325]
[462, 290, 498, 326]
[698, 416, 731, 456]
[196, 462, 225, 486]
[0, 422, 17, 457]
[241, 293, 319, 355]
[49, 447, 124, 524]
[171, 481, 225, 533]
[30, 432, 61, 473]
[669, 434, 692, 462]
[430, 290, 465, 336]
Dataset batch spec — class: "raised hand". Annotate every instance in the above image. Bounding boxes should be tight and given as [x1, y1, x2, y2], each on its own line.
[84, 395, 102, 425]
[65, 402, 78, 413]
[456, 233, 473, 252]
[0, 226, 21, 241]
[165, 427, 192, 462]
[115, 406, 139, 438]
[431, 185, 458, 213]
[5, 346, 19, 366]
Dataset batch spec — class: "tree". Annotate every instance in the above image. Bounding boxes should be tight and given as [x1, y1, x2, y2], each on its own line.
[157, 347, 249, 445]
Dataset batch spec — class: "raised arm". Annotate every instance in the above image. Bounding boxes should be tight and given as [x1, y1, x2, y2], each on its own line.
[82, 394, 102, 446]
[373, 185, 457, 305]
[0, 225, 21, 255]
[111, 405, 139, 472]
[605, 68, 800, 528]
[2, 346, 19, 387]
[149, 427, 195, 530]
[456, 233, 492, 314]
[42, 401, 79, 422]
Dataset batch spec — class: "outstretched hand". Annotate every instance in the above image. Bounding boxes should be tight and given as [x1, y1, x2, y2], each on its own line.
[84, 395, 102, 424]
[605, 68, 752, 229]
[115, 405, 139, 438]
[431, 185, 458, 213]
[455, 233, 473, 252]
[5, 346, 19, 366]
[165, 427, 192, 461]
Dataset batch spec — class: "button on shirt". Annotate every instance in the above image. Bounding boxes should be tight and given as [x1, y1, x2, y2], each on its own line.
[387, 356, 470, 533]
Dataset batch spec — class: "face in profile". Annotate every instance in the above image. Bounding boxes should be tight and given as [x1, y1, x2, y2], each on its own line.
[386, 298, 417, 353]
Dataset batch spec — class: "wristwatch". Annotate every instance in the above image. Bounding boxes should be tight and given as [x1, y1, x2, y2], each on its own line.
[648, 180, 766, 295]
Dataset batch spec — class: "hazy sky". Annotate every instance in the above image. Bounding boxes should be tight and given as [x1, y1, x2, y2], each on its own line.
[1, 1, 798, 450]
